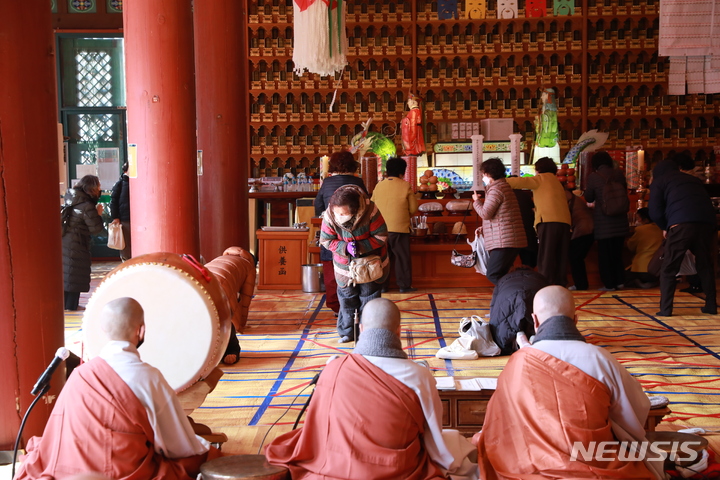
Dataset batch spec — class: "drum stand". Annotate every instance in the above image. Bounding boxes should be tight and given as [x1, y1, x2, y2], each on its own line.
[178, 367, 228, 448]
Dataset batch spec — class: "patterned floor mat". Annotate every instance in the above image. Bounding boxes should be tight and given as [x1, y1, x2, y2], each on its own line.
[63, 263, 720, 455]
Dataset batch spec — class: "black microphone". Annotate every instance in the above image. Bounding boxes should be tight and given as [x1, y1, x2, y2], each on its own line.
[31, 347, 70, 395]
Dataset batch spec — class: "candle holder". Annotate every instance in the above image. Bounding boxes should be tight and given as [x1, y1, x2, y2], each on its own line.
[635, 178, 648, 209]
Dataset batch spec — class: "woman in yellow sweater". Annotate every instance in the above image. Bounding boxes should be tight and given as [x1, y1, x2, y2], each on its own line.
[625, 207, 663, 288]
[506, 157, 572, 286]
[371, 157, 418, 293]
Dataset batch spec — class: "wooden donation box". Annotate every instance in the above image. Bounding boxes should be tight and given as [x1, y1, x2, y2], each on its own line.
[436, 376, 495, 436]
[257, 229, 308, 289]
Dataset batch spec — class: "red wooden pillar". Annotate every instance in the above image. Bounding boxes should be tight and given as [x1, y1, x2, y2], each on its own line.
[124, 0, 200, 257]
[0, 1, 66, 448]
[194, 0, 251, 259]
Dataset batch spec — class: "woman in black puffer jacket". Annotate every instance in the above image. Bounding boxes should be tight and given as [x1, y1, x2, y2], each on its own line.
[62, 175, 106, 310]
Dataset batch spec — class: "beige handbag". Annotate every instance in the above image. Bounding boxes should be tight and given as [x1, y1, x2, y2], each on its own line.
[348, 255, 383, 286]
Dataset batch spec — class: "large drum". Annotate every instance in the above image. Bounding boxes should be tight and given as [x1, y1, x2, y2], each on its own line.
[83, 252, 233, 392]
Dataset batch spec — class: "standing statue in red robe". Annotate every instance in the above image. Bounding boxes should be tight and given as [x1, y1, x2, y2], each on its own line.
[402, 94, 426, 156]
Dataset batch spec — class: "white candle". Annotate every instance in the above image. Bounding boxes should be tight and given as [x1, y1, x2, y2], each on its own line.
[320, 155, 330, 179]
[471, 134, 485, 191]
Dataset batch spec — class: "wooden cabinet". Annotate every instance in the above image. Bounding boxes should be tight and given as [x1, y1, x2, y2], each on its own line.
[409, 243, 492, 288]
[439, 387, 494, 436]
[257, 230, 308, 289]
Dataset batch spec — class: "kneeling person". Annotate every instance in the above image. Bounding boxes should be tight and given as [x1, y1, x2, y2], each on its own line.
[489, 267, 548, 355]
[266, 298, 477, 480]
[16, 298, 219, 480]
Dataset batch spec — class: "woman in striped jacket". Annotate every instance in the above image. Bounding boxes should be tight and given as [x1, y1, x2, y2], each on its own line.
[320, 184, 389, 343]
[472, 158, 528, 285]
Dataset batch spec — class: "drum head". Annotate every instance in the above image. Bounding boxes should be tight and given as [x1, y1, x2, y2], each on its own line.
[83, 257, 231, 392]
[200, 455, 289, 480]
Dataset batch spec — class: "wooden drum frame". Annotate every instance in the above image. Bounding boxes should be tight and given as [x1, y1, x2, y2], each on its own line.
[83, 252, 233, 392]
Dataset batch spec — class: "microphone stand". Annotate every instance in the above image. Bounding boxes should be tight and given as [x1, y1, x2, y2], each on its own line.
[11, 383, 50, 480]
[292, 388, 315, 430]
[293, 372, 321, 430]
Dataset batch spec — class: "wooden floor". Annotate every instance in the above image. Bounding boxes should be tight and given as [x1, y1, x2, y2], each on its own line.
[3, 261, 720, 478]
[74, 262, 720, 455]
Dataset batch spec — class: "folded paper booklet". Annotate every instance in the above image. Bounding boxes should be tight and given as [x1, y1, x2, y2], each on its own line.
[435, 376, 498, 391]
[435, 376, 457, 390]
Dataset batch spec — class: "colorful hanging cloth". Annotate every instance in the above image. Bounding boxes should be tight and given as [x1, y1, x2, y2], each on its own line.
[292, 0, 348, 76]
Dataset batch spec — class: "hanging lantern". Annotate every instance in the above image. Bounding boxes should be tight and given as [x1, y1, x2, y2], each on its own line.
[292, 0, 348, 77]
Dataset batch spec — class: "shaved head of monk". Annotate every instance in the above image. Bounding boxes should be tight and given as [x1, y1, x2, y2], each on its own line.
[100, 297, 145, 343]
[360, 298, 402, 335]
[532, 285, 577, 326]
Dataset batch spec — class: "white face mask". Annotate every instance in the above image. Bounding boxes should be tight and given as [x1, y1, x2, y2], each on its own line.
[482, 176, 491, 186]
[336, 214, 353, 224]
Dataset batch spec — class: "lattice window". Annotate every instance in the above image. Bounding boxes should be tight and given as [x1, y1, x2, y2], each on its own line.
[78, 114, 115, 164]
[75, 50, 113, 107]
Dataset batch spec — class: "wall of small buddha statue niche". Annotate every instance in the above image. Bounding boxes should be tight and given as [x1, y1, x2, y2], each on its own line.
[248, 0, 720, 178]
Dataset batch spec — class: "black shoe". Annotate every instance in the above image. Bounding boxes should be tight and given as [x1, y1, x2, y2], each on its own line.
[701, 306, 717, 315]
[656, 311, 672, 317]
[680, 286, 702, 293]
[381, 287, 389, 293]
[399, 287, 417, 293]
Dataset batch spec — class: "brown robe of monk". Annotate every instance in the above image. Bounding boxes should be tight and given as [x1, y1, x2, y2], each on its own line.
[15, 357, 214, 480]
[265, 354, 444, 480]
[478, 347, 655, 480]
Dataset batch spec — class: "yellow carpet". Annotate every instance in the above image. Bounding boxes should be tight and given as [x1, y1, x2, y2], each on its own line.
[61, 263, 720, 456]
